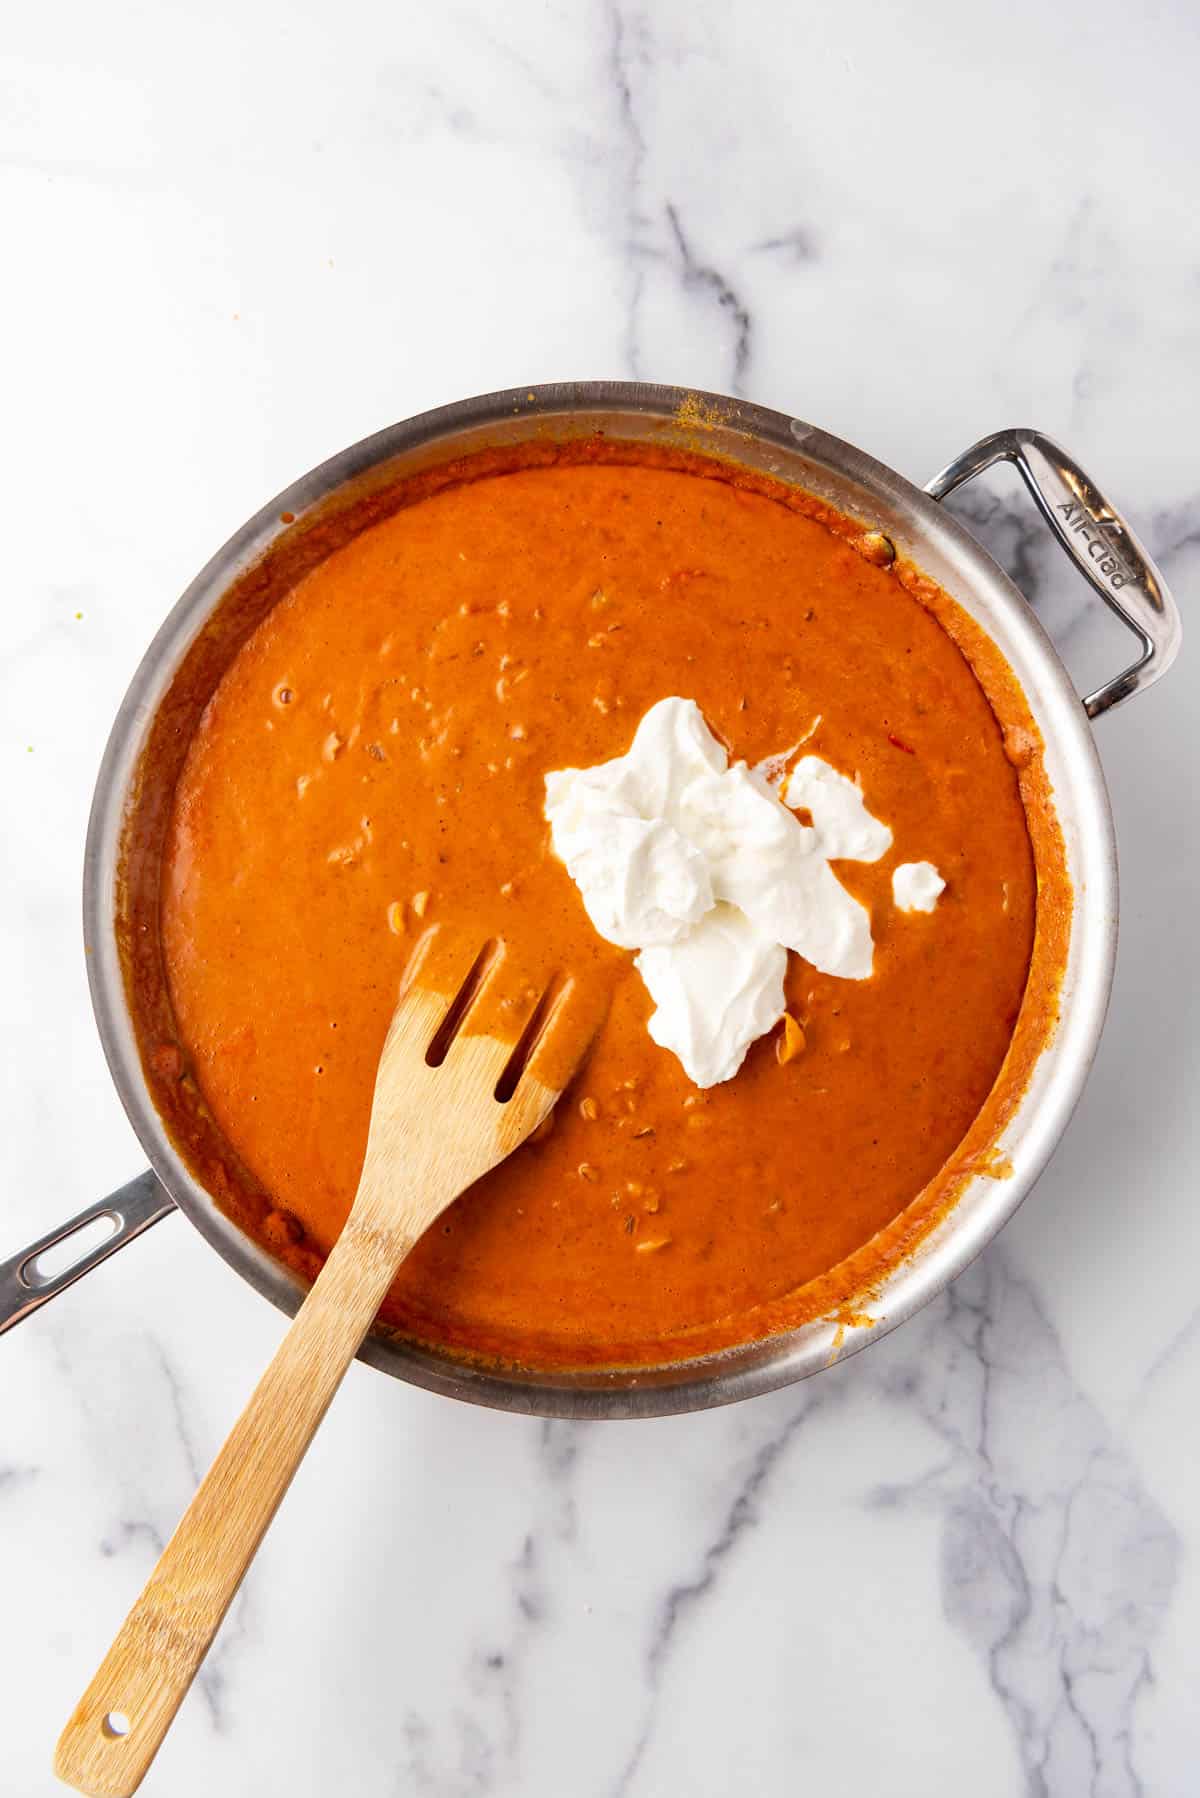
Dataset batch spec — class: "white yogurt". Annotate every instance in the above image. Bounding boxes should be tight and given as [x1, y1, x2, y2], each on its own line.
[892, 860, 946, 913]
[544, 698, 895, 1087]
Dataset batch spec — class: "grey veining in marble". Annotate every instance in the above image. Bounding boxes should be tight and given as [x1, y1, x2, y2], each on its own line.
[2, 0, 1198, 1793]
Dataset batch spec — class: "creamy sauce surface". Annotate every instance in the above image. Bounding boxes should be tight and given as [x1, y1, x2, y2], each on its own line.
[161, 455, 1039, 1366]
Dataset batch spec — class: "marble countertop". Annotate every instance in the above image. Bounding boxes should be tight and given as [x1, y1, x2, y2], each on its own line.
[3, 2, 1198, 1792]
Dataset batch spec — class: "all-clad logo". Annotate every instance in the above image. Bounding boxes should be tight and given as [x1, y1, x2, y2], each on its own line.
[1056, 499, 1133, 590]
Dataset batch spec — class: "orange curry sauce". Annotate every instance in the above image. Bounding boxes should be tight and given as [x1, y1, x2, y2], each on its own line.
[132, 441, 1069, 1370]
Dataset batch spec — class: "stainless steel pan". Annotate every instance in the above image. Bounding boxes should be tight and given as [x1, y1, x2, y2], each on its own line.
[0, 385, 1181, 1417]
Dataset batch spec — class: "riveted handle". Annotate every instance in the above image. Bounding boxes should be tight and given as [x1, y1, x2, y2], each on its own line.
[926, 428, 1182, 718]
[0, 1172, 174, 1336]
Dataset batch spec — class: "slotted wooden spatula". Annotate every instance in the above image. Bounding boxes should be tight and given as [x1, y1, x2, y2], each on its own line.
[55, 930, 590, 1798]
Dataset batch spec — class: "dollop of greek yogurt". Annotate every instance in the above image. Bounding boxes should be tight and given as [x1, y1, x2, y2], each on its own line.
[892, 860, 946, 913]
[544, 698, 894, 1087]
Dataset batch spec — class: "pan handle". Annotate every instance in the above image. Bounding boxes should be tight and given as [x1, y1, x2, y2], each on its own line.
[0, 1171, 175, 1336]
[925, 428, 1182, 719]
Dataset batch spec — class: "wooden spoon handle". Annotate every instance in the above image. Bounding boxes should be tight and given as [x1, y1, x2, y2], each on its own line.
[54, 1219, 409, 1797]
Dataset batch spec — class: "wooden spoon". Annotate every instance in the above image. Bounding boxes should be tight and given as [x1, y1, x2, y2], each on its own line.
[55, 930, 590, 1798]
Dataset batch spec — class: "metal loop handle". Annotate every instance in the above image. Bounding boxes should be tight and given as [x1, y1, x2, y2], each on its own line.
[0, 1171, 175, 1335]
[926, 428, 1182, 718]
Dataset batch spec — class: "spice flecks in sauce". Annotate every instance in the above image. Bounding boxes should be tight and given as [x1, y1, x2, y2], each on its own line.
[154, 450, 1050, 1369]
